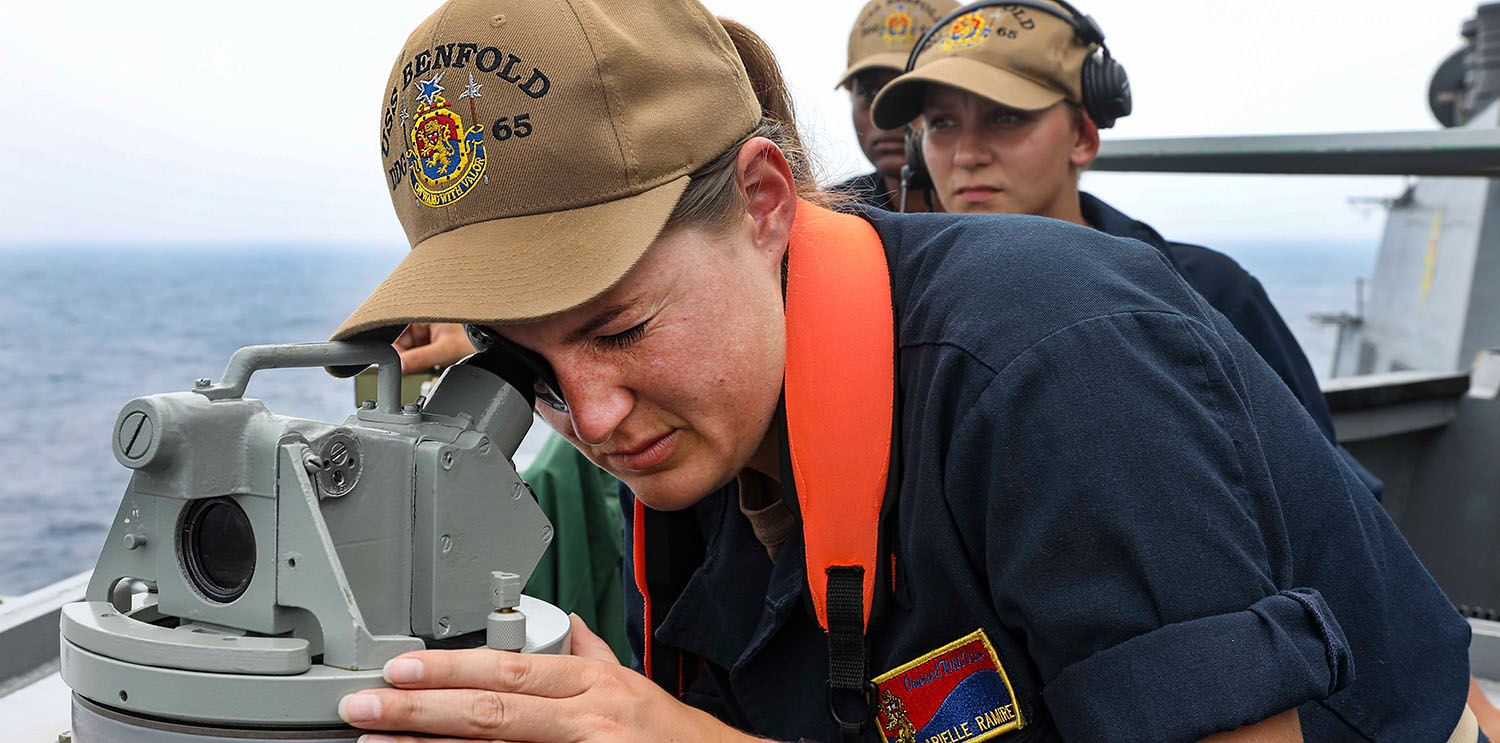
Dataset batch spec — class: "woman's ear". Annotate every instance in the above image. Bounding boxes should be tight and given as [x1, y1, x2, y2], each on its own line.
[735, 137, 798, 266]
[1071, 108, 1101, 170]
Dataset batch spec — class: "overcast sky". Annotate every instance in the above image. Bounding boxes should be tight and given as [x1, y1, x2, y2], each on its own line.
[0, 0, 1487, 248]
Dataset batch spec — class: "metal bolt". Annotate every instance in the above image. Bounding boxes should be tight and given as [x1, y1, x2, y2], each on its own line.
[57, 732, 72, 743]
[442, 450, 456, 470]
[440, 535, 453, 553]
[329, 442, 349, 466]
[123, 533, 147, 550]
[511, 481, 524, 500]
[478, 438, 492, 456]
[117, 411, 154, 460]
[491, 571, 522, 610]
[404, 403, 422, 414]
[437, 616, 451, 634]
[541, 525, 554, 542]
[194, 378, 211, 389]
[360, 399, 377, 410]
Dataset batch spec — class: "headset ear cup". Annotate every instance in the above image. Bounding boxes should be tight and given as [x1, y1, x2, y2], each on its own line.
[1081, 50, 1131, 128]
[903, 125, 932, 194]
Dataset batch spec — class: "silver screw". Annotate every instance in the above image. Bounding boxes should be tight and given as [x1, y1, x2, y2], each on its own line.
[442, 451, 455, 470]
[511, 482, 524, 500]
[478, 438, 492, 456]
[437, 617, 451, 634]
[123, 533, 148, 550]
[440, 535, 453, 553]
[117, 411, 154, 460]
[541, 525, 554, 542]
[194, 378, 211, 389]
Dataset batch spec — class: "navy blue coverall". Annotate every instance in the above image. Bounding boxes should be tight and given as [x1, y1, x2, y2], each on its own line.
[623, 210, 1469, 742]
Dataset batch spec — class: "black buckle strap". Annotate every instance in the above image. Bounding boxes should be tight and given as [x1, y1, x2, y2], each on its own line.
[826, 565, 872, 742]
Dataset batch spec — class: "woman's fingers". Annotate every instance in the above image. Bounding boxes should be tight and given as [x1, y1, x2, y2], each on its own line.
[340, 686, 562, 742]
[392, 322, 475, 373]
[565, 614, 620, 665]
[378, 648, 601, 697]
[393, 323, 430, 350]
[355, 736, 519, 743]
[339, 646, 746, 743]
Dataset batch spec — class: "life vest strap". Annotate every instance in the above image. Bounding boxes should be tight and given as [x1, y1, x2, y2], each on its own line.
[784, 200, 894, 635]
[633, 199, 895, 739]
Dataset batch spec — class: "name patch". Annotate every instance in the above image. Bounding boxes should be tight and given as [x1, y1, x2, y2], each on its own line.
[873, 630, 1024, 743]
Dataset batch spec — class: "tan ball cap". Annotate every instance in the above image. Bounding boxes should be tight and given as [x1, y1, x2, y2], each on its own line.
[869, 2, 1095, 129]
[331, 0, 761, 350]
[836, 0, 959, 89]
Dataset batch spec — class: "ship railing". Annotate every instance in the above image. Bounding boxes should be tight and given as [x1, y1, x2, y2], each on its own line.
[0, 571, 89, 697]
[1094, 128, 1500, 177]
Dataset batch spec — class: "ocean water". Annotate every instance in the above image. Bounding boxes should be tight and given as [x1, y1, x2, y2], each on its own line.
[0, 239, 1376, 595]
[0, 243, 557, 596]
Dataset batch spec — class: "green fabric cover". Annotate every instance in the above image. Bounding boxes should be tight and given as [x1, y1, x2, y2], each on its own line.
[521, 433, 630, 664]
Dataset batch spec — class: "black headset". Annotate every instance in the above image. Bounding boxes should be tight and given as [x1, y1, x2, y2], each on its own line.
[897, 0, 1131, 211]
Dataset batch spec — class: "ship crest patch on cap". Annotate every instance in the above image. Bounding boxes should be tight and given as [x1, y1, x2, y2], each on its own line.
[872, 630, 1025, 743]
[938, 11, 991, 51]
[406, 70, 488, 209]
[883, 6, 915, 45]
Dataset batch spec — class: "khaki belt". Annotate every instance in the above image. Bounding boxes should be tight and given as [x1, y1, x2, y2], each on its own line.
[1448, 705, 1480, 743]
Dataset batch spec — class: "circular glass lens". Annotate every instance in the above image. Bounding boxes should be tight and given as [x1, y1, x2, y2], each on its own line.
[180, 498, 255, 602]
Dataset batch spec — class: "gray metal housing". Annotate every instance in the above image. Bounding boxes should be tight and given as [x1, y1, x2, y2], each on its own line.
[62, 342, 565, 731]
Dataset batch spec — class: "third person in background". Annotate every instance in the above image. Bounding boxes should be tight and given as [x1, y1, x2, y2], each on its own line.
[831, 0, 956, 212]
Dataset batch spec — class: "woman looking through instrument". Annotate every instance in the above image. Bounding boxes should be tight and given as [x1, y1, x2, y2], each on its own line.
[329, 1, 1473, 741]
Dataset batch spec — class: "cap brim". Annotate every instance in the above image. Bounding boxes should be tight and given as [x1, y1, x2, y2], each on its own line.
[870, 56, 1066, 130]
[325, 175, 689, 376]
[834, 53, 911, 89]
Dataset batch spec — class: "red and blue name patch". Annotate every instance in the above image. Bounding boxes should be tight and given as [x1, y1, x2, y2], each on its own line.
[873, 630, 1024, 743]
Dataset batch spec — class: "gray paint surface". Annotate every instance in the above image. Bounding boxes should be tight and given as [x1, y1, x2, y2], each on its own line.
[52, 343, 570, 736]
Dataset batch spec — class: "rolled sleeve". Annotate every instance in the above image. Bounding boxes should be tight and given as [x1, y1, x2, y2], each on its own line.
[1045, 588, 1352, 743]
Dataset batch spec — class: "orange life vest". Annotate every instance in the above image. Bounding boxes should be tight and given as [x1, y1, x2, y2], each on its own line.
[633, 200, 895, 740]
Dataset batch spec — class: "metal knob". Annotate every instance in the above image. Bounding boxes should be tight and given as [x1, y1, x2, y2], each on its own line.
[486, 571, 526, 651]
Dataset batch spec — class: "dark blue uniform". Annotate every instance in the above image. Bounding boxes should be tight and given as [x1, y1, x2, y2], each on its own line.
[623, 210, 1470, 742]
[1079, 193, 1384, 500]
[1080, 193, 1331, 438]
[832, 171, 895, 212]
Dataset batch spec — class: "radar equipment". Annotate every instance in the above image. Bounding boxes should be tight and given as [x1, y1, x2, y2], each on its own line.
[58, 342, 570, 742]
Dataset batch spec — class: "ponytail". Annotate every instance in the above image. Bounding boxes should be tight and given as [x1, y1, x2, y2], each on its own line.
[718, 18, 814, 187]
[665, 18, 835, 234]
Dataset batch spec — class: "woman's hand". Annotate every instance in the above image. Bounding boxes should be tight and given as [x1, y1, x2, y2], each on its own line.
[339, 615, 755, 743]
[393, 323, 476, 374]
